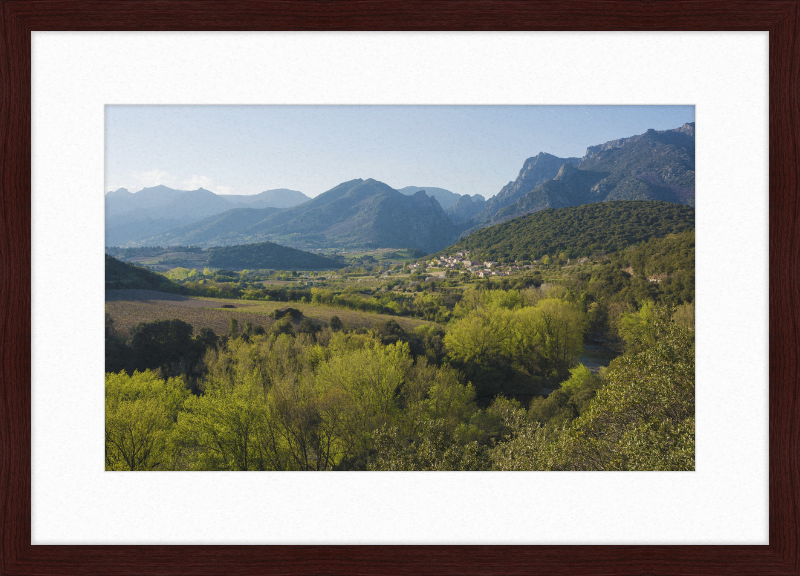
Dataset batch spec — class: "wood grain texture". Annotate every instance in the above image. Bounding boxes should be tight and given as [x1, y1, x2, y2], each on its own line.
[1, 1, 798, 574]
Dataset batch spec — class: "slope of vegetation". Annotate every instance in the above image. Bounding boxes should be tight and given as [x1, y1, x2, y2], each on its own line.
[440, 201, 694, 262]
[206, 241, 344, 270]
[105, 255, 185, 292]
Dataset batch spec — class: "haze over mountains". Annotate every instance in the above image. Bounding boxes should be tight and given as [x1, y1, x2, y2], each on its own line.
[141, 179, 458, 253]
[106, 123, 695, 253]
[105, 186, 311, 246]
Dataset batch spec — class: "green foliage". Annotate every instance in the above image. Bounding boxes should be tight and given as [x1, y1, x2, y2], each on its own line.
[271, 318, 294, 336]
[105, 254, 183, 292]
[491, 307, 694, 471]
[439, 201, 694, 262]
[609, 230, 694, 278]
[527, 369, 603, 428]
[129, 319, 195, 374]
[206, 241, 343, 271]
[176, 374, 270, 471]
[271, 307, 303, 320]
[368, 419, 488, 471]
[105, 370, 189, 470]
[444, 298, 585, 397]
[673, 302, 695, 331]
[564, 310, 695, 470]
[106, 214, 694, 472]
[165, 267, 198, 281]
[560, 363, 592, 394]
[298, 318, 320, 334]
[617, 299, 659, 351]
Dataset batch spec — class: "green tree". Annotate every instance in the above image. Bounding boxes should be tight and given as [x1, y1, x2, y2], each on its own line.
[315, 341, 413, 463]
[443, 308, 514, 368]
[105, 370, 188, 471]
[176, 373, 269, 471]
[530, 298, 585, 378]
[272, 317, 294, 336]
[128, 319, 195, 375]
[368, 418, 489, 471]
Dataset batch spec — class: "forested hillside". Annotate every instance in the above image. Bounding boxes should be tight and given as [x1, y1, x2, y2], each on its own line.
[439, 201, 694, 261]
[105, 255, 184, 292]
[206, 241, 344, 270]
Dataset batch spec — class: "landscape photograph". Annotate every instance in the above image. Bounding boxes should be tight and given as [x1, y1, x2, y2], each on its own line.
[105, 105, 695, 472]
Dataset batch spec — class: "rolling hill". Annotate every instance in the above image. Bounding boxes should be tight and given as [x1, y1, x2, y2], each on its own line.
[436, 200, 695, 262]
[206, 241, 344, 270]
[105, 254, 182, 291]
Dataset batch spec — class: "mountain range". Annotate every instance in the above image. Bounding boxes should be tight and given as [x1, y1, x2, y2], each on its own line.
[462, 123, 695, 233]
[105, 186, 311, 246]
[396, 186, 466, 210]
[106, 123, 695, 254]
[138, 179, 459, 254]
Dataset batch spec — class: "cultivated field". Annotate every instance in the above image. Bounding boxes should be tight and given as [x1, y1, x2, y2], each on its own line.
[126, 250, 208, 272]
[105, 289, 432, 337]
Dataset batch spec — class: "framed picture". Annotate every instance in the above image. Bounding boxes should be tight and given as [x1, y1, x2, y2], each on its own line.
[2, 1, 796, 574]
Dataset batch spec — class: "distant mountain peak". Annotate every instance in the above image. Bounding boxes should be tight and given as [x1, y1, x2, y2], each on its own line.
[137, 184, 175, 192]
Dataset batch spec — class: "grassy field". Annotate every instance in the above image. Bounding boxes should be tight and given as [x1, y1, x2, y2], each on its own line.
[105, 289, 433, 337]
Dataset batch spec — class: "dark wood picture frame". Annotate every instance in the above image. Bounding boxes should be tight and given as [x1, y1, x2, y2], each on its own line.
[1, 1, 797, 574]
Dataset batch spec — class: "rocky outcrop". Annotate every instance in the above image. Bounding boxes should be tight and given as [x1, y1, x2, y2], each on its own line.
[464, 152, 581, 229]
[446, 194, 486, 224]
[469, 122, 696, 230]
[583, 122, 695, 161]
[488, 163, 607, 225]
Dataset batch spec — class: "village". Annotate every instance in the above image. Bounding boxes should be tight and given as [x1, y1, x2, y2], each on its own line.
[414, 250, 539, 279]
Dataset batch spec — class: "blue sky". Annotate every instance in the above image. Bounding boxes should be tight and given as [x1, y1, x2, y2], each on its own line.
[105, 105, 695, 199]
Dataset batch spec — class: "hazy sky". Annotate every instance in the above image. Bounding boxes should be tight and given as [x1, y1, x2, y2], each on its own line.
[105, 105, 695, 198]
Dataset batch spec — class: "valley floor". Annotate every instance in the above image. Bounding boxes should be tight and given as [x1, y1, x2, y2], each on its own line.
[105, 289, 432, 337]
